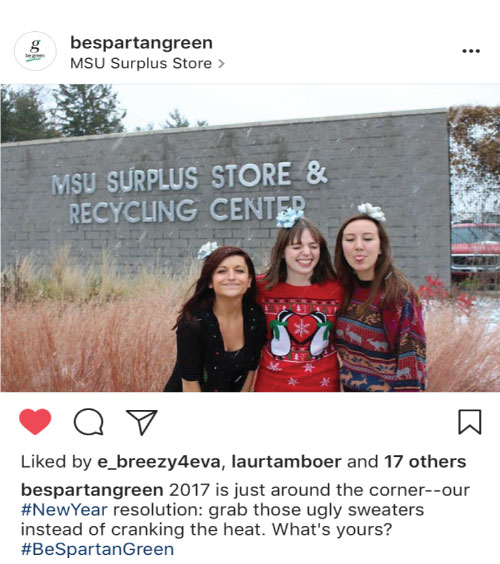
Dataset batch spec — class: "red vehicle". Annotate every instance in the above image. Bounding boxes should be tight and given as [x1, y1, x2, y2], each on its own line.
[451, 223, 500, 281]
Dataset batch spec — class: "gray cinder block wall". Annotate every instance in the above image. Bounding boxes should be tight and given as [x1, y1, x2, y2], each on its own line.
[1, 109, 451, 286]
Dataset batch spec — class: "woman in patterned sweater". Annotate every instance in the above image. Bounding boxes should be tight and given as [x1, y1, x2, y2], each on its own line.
[334, 204, 427, 392]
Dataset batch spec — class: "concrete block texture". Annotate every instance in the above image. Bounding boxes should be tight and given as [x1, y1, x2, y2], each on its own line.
[1, 110, 451, 285]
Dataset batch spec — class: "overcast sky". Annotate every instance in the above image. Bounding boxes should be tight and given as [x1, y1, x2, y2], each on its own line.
[116, 84, 500, 131]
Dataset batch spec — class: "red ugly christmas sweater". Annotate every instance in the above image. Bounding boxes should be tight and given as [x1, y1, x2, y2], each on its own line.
[254, 279, 344, 392]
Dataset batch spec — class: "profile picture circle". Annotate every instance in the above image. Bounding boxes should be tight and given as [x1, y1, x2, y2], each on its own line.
[14, 31, 57, 71]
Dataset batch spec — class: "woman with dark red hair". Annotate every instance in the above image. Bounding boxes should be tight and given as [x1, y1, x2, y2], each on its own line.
[164, 244, 266, 392]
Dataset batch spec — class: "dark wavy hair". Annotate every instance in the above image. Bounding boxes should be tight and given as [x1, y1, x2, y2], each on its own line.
[175, 246, 258, 328]
[261, 217, 336, 289]
[334, 214, 420, 314]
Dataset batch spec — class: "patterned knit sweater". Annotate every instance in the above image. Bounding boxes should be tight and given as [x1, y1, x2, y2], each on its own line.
[335, 282, 427, 392]
[254, 279, 344, 392]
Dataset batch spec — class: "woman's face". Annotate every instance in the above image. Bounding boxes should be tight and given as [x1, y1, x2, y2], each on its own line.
[283, 228, 320, 283]
[209, 255, 252, 299]
[341, 219, 381, 281]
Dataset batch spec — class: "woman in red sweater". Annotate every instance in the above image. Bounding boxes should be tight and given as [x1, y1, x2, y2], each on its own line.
[254, 209, 344, 392]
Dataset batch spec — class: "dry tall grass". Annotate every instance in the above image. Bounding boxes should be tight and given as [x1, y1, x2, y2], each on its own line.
[1, 248, 202, 303]
[425, 305, 500, 391]
[2, 293, 185, 392]
[2, 298, 499, 392]
[1, 250, 196, 392]
[1, 251, 499, 392]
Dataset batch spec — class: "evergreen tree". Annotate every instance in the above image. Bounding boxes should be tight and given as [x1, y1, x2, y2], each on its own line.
[1, 85, 58, 142]
[54, 84, 126, 137]
[1, 87, 14, 143]
[161, 108, 208, 129]
[162, 108, 190, 128]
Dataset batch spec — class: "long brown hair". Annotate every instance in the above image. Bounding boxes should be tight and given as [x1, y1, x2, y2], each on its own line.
[334, 214, 420, 314]
[175, 246, 258, 328]
[262, 217, 336, 289]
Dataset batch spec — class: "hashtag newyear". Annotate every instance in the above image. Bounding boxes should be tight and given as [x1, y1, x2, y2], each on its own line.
[21, 502, 106, 517]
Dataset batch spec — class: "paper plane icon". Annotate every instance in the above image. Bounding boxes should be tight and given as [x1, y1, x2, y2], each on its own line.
[126, 410, 158, 436]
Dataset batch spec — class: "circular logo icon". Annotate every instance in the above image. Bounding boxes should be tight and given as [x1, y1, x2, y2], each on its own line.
[14, 31, 57, 71]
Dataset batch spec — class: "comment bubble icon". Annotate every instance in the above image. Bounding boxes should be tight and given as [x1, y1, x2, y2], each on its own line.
[74, 408, 104, 436]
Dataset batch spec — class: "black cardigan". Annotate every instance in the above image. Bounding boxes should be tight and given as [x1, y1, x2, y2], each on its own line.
[164, 301, 267, 392]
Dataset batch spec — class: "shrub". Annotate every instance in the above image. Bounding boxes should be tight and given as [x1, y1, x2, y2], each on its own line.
[2, 266, 498, 392]
[424, 305, 499, 391]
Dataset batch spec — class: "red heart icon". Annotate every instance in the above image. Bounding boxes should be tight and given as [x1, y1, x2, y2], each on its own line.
[287, 314, 317, 344]
[19, 409, 51, 435]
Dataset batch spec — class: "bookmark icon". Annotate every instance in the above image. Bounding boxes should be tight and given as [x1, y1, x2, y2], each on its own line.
[458, 409, 482, 435]
[126, 410, 158, 436]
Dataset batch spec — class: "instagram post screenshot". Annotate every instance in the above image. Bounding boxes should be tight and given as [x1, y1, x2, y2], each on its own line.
[1, 2, 499, 562]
